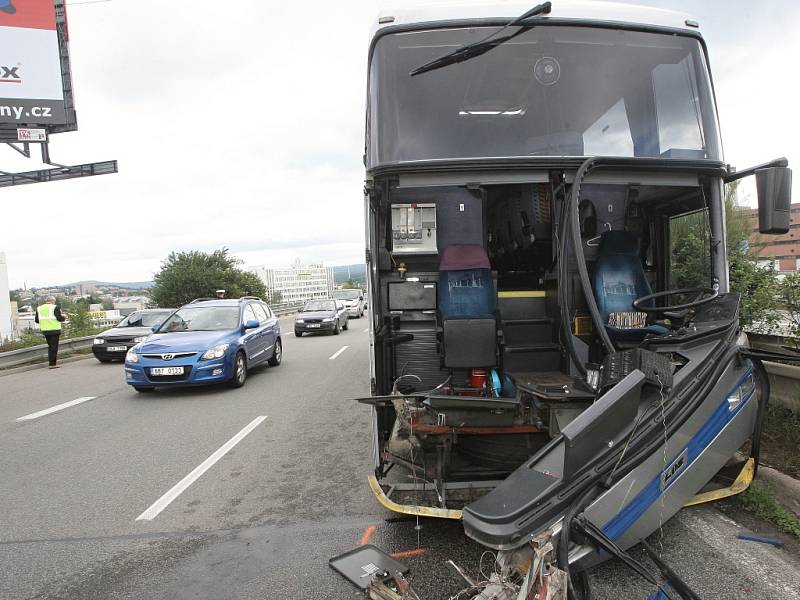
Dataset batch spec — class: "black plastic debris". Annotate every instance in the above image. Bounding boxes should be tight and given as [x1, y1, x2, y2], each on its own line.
[736, 532, 784, 548]
[329, 544, 410, 590]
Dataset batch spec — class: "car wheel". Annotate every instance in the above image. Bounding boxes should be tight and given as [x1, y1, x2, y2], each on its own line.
[97, 357, 113, 363]
[343, 319, 349, 331]
[133, 386, 154, 393]
[268, 339, 282, 366]
[229, 352, 247, 388]
[333, 320, 340, 335]
[295, 331, 303, 337]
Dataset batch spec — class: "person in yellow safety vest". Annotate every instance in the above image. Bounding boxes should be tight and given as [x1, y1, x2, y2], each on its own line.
[35, 296, 67, 369]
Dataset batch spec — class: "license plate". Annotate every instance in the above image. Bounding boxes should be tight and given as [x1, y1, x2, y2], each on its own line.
[308, 323, 321, 328]
[151, 366, 184, 376]
[107, 346, 127, 352]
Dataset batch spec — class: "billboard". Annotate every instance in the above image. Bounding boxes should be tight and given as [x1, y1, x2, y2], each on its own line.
[0, 0, 75, 130]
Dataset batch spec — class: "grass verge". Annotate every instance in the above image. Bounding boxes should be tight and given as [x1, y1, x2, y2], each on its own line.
[759, 403, 800, 479]
[736, 480, 800, 540]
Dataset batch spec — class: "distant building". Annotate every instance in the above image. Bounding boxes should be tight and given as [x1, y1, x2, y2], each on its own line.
[113, 296, 150, 315]
[1, 252, 14, 342]
[77, 283, 97, 296]
[748, 202, 800, 274]
[250, 260, 335, 304]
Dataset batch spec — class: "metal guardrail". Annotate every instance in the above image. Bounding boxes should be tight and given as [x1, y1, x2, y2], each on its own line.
[0, 335, 95, 370]
[0, 303, 305, 370]
[271, 302, 304, 316]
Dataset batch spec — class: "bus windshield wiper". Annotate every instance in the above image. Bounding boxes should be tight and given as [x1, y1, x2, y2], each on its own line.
[409, 1, 552, 77]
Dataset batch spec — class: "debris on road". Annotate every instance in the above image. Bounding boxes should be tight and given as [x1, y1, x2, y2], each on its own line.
[329, 544, 409, 591]
[736, 532, 785, 547]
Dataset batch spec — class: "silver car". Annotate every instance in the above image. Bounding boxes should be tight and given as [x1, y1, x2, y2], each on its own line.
[332, 289, 365, 318]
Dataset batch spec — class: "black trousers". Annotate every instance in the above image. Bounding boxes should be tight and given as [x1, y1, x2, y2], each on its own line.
[44, 332, 60, 366]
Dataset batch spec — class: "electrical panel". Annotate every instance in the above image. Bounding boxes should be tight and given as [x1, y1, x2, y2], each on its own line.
[391, 203, 437, 255]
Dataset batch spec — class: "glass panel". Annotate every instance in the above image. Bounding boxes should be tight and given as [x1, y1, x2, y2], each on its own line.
[669, 209, 711, 288]
[583, 99, 634, 156]
[252, 304, 268, 323]
[654, 57, 705, 157]
[243, 305, 258, 324]
[368, 26, 719, 165]
[159, 307, 241, 332]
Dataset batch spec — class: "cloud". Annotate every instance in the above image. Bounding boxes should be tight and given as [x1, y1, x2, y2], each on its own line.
[3, 0, 797, 288]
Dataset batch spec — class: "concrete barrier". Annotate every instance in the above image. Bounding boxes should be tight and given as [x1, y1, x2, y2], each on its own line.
[763, 361, 800, 413]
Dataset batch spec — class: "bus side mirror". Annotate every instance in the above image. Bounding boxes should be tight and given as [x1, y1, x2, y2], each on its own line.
[756, 166, 792, 234]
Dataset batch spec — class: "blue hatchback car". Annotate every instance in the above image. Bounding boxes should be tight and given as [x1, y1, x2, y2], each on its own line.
[124, 297, 282, 393]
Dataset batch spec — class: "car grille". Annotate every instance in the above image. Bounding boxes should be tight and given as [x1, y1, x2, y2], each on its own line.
[303, 319, 323, 324]
[141, 352, 197, 360]
[105, 337, 135, 344]
[146, 366, 193, 381]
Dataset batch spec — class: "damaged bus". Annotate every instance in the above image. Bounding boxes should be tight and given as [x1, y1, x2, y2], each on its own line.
[359, 0, 794, 587]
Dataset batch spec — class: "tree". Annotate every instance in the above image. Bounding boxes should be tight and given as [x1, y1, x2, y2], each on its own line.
[342, 279, 361, 289]
[150, 248, 267, 308]
[778, 273, 800, 349]
[670, 182, 780, 330]
[66, 302, 95, 337]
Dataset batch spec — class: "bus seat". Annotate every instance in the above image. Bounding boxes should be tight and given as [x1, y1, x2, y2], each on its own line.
[593, 231, 669, 343]
[438, 244, 499, 367]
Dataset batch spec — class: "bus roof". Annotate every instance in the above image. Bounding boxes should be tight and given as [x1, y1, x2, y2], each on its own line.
[372, 1, 701, 40]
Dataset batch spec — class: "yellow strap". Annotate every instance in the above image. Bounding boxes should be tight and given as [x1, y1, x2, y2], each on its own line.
[367, 475, 463, 520]
[684, 457, 755, 507]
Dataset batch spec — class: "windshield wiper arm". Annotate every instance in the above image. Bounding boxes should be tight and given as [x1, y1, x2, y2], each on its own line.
[409, 1, 552, 77]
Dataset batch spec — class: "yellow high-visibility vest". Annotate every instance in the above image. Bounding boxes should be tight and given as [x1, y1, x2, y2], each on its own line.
[37, 303, 62, 332]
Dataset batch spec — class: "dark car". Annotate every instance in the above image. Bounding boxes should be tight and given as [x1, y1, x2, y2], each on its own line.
[92, 309, 174, 363]
[294, 299, 349, 336]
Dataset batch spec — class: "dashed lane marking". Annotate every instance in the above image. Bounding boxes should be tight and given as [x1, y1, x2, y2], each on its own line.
[135, 415, 268, 521]
[329, 346, 349, 360]
[16, 396, 97, 421]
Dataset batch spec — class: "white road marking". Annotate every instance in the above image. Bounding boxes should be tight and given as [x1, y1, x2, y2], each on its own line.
[135, 415, 268, 521]
[329, 346, 349, 360]
[16, 396, 97, 421]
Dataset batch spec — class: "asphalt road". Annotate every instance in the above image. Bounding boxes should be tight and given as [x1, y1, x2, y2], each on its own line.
[0, 314, 798, 600]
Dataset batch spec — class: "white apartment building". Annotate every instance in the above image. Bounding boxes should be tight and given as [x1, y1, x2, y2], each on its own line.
[1, 252, 14, 342]
[250, 260, 334, 304]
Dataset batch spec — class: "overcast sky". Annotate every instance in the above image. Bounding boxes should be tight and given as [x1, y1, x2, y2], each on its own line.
[2, 0, 798, 289]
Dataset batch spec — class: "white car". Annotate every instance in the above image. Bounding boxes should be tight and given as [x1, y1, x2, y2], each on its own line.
[332, 289, 365, 318]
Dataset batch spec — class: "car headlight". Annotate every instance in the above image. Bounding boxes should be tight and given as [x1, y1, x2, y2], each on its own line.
[125, 350, 139, 363]
[93, 338, 105, 345]
[133, 336, 148, 343]
[295, 318, 304, 323]
[201, 343, 230, 360]
[322, 317, 334, 322]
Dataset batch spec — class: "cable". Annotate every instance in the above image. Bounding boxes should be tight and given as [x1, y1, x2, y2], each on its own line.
[558, 484, 599, 600]
[557, 182, 588, 377]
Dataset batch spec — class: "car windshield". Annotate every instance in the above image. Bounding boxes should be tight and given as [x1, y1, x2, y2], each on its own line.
[333, 290, 361, 300]
[157, 306, 240, 332]
[117, 311, 171, 328]
[368, 26, 720, 165]
[303, 300, 336, 312]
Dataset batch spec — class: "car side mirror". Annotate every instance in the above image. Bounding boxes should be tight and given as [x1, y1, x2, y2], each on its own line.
[151, 325, 159, 332]
[756, 167, 792, 234]
[244, 319, 260, 330]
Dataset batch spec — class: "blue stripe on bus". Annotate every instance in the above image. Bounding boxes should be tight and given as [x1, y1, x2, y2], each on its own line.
[602, 368, 754, 541]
